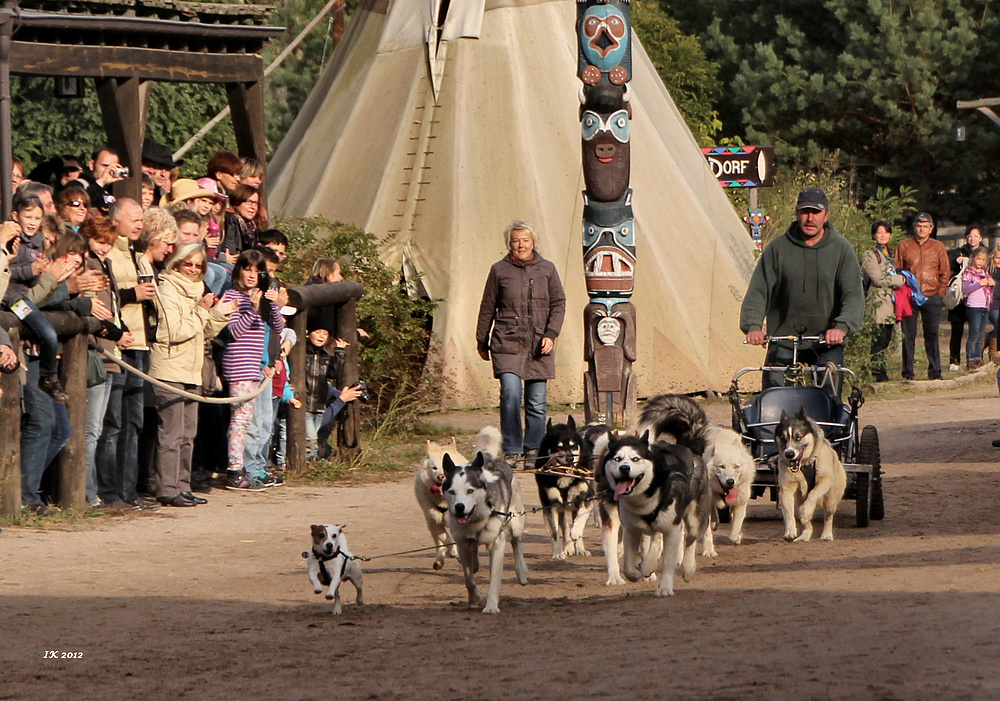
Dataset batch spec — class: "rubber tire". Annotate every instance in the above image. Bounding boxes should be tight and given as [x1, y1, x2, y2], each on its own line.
[855, 471, 871, 528]
[858, 425, 884, 520]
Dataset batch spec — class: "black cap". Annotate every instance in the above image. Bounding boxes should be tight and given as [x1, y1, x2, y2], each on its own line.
[141, 139, 182, 169]
[913, 211, 933, 224]
[796, 187, 828, 211]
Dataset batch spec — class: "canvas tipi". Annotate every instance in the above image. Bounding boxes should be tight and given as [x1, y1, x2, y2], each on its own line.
[268, 0, 762, 408]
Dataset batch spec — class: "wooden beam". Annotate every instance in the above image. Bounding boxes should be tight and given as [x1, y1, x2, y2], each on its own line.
[96, 76, 145, 203]
[227, 80, 268, 199]
[0, 325, 20, 517]
[957, 98, 1000, 109]
[12, 42, 265, 83]
[57, 331, 87, 511]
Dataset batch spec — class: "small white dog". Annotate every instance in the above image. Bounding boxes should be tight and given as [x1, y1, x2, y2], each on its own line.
[701, 426, 755, 556]
[304, 524, 364, 615]
[414, 438, 465, 569]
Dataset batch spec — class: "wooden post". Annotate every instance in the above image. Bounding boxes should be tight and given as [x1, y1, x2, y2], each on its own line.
[95, 75, 145, 203]
[56, 331, 87, 510]
[0, 325, 20, 517]
[335, 298, 361, 455]
[286, 311, 307, 473]
[227, 80, 268, 202]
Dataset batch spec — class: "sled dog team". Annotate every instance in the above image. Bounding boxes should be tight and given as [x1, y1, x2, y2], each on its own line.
[309, 393, 846, 614]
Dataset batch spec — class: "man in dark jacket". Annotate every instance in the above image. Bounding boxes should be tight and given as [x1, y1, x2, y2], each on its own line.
[740, 188, 865, 390]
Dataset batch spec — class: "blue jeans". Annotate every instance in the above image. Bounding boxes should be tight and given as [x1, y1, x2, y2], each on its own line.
[305, 411, 324, 459]
[20, 356, 69, 506]
[97, 350, 147, 504]
[20, 301, 60, 376]
[498, 373, 547, 455]
[967, 307, 989, 363]
[86, 379, 114, 503]
[243, 385, 275, 478]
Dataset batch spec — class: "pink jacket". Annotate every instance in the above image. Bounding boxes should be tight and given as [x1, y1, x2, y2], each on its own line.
[962, 267, 993, 309]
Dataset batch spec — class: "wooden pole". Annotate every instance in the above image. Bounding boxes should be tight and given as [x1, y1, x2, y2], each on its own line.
[95, 76, 145, 203]
[0, 325, 20, 517]
[227, 80, 268, 204]
[286, 311, 307, 473]
[56, 331, 87, 510]
[335, 298, 360, 455]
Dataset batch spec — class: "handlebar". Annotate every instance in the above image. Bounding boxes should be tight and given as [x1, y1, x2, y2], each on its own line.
[743, 334, 827, 345]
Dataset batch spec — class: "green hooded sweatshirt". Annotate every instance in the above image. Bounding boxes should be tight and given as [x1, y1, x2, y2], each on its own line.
[739, 221, 865, 343]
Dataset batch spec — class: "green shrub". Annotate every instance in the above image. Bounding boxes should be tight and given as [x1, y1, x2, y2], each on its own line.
[274, 216, 440, 431]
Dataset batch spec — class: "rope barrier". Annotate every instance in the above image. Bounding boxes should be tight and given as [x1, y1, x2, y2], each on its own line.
[95, 346, 270, 405]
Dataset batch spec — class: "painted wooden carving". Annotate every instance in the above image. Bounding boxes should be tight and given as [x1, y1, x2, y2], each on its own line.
[577, 0, 636, 427]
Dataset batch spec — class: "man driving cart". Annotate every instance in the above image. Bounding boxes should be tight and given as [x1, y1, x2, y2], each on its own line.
[740, 187, 865, 393]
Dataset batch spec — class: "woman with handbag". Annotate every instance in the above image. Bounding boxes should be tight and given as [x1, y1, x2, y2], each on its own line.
[861, 221, 905, 382]
[149, 242, 236, 506]
[947, 225, 983, 371]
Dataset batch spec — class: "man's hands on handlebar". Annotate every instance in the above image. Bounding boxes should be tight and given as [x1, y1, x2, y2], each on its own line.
[745, 330, 846, 346]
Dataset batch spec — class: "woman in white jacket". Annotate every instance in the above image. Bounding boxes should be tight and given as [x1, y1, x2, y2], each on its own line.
[149, 242, 235, 506]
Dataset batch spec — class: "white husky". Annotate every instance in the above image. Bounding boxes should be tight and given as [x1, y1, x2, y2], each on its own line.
[701, 426, 755, 556]
[442, 426, 529, 614]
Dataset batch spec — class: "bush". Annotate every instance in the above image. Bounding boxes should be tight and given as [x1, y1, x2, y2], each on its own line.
[274, 216, 440, 431]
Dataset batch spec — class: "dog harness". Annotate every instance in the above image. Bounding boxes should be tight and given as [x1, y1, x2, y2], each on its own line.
[302, 547, 344, 587]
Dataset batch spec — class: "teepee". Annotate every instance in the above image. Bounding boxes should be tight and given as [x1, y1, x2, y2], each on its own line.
[268, 0, 762, 408]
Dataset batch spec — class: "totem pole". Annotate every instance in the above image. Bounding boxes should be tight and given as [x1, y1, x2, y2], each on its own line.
[577, 0, 637, 427]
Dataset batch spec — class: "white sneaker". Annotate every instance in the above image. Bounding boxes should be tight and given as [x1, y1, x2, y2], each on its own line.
[949, 364, 960, 372]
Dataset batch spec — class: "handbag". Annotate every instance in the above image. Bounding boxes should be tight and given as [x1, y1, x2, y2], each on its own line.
[86, 349, 107, 388]
[943, 272, 965, 310]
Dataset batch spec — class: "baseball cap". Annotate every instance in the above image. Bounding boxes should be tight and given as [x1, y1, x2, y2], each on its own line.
[795, 188, 828, 211]
[196, 177, 228, 202]
[913, 212, 934, 224]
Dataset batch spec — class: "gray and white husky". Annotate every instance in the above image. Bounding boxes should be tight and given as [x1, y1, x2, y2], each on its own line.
[600, 430, 712, 597]
[775, 408, 847, 542]
[442, 427, 529, 614]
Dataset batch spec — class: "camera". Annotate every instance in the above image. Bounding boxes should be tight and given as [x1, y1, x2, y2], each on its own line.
[350, 380, 370, 403]
[111, 165, 130, 179]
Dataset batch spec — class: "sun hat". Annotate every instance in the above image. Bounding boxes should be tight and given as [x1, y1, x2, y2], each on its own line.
[168, 179, 217, 203]
[196, 177, 228, 202]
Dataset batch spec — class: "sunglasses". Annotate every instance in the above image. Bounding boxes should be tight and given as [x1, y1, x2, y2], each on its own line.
[68, 200, 86, 207]
[181, 260, 205, 270]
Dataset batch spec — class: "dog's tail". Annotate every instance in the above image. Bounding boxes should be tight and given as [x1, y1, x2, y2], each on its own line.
[474, 426, 503, 461]
[634, 394, 710, 455]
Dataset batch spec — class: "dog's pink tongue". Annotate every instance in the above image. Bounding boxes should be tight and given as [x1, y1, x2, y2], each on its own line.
[455, 514, 470, 525]
[430, 485, 442, 494]
[614, 479, 634, 501]
[724, 489, 739, 505]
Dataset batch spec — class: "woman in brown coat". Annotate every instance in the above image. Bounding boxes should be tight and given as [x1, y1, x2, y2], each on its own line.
[476, 220, 566, 459]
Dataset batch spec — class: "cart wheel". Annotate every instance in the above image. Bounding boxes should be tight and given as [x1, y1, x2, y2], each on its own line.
[717, 506, 731, 524]
[855, 471, 871, 527]
[858, 425, 884, 520]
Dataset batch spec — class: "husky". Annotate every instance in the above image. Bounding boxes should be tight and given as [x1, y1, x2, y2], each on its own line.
[601, 430, 712, 596]
[442, 427, 529, 614]
[303, 524, 364, 615]
[592, 394, 711, 586]
[534, 416, 593, 559]
[775, 408, 847, 542]
[701, 426, 755, 556]
[414, 438, 465, 570]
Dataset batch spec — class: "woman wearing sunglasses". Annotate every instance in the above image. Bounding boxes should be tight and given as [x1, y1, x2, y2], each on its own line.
[148, 242, 236, 506]
[55, 185, 91, 231]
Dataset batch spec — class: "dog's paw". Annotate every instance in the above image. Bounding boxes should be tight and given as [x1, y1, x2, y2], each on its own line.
[792, 533, 812, 543]
[702, 546, 717, 558]
[653, 584, 675, 597]
[729, 534, 743, 545]
[605, 574, 627, 586]
[572, 540, 591, 557]
[820, 533, 834, 542]
[325, 593, 335, 600]
[643, 572, 658, 582]
[331, 605, 343, 615]
[552, 550, 568, 561]
[313, 587, 323, 595]
[432, 559, 445, 570]
[481, 603, 500, 614]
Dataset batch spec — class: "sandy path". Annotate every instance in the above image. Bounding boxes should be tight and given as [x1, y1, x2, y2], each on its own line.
[3, 385, 1000, 700]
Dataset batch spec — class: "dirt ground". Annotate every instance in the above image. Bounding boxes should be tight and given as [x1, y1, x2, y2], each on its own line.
[3, 378, 1000, 701]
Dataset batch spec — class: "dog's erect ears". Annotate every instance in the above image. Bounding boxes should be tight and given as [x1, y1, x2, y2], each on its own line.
[442, 453, 459, 476]
[546, 418, 553, 431]
[567, 415, 576, 431]
[797, 406, 810, 421]
[471, 451, 486, 469]
[639, 429, 651, 444]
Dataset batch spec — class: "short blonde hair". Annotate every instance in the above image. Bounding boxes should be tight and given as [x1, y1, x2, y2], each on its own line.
[504, 219, 538, 253]
[142, 206, 179, 246]
[165, 242, 207, 282]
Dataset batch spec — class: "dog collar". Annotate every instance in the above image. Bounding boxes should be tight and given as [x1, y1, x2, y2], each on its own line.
[309, 547, 342, 563]
[434, 504, 448, 514]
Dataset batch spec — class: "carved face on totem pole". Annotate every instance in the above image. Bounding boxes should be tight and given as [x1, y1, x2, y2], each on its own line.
[583, 190, 635, 303]
[582, 108, 631, 202]
[578, 1, 632, 87]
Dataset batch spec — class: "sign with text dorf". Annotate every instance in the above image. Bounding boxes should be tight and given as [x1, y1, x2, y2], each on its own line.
[700, 146, 775, 188]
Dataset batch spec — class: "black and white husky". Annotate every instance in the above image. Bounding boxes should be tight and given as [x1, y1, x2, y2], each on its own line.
[593, 394, 711, 586]
[535, 416, 593, 559]
[600, 431, 712, 596]
[442, 427, 529, 614]
[775, 408, 846, 542]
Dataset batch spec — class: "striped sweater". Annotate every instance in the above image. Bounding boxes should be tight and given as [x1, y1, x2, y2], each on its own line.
[220, 288, 285, 382]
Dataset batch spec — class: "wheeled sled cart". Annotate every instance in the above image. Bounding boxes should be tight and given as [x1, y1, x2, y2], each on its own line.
[727, 336, 885, 527]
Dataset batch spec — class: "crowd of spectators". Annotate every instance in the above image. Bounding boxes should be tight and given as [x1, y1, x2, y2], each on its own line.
[1, 141, 361, 515]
